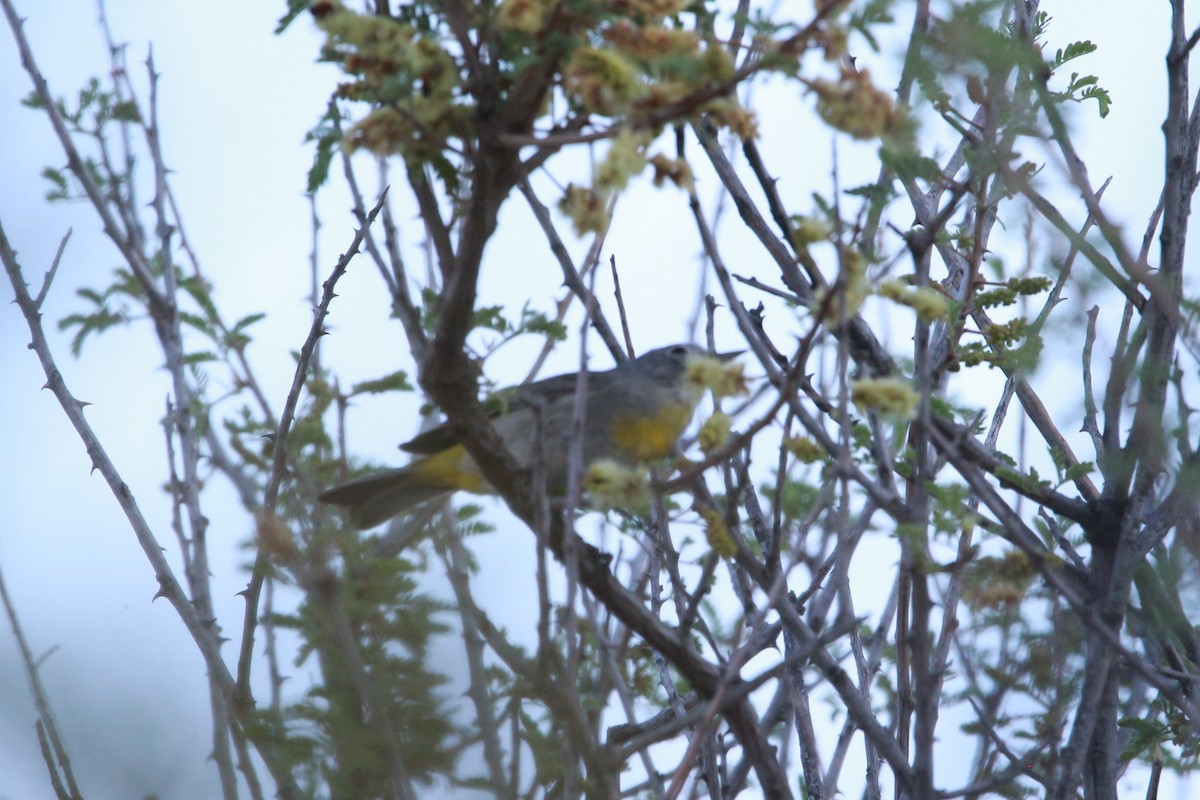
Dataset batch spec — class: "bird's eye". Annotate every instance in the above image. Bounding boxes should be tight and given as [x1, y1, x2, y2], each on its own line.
[670, 345, 688, 356]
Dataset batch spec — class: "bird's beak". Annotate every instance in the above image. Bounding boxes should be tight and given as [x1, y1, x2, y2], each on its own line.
[715, 350, 744, 361]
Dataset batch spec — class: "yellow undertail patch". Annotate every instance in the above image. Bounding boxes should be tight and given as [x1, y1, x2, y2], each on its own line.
[407, 445, 491, 493]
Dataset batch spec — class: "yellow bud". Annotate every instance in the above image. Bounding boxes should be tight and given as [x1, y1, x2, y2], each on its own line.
[702, 97, 759, 140]
[811, 246, 869, 322]
[496, 0, 556, 33]
[698, 412, 732, 456]
[877, 279, 908, 301]
[558, 184, 611, 236]
[596, 128, 651, 192]
[583, 459, 650, 511]
[344, 107, 411, 155]
[648, 153, 694, 190]
[877, 281, 949, 322]
[700, 507, 737, 558]
[850, 377, 919, 420]
[563, 47, 644, 116]
[625, 0, 686, 17]
[811, 67, 897, 140]
[784, 436, 825, 464]
[791, 215, 830, 247]
[908, 287, 948, 322]
[685, 355, 748, 399]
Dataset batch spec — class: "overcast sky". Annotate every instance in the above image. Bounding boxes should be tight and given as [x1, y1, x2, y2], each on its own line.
[0, 1, 1193, 798]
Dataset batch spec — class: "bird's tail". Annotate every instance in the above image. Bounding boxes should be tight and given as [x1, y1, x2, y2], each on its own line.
[318, 466, 452, 529]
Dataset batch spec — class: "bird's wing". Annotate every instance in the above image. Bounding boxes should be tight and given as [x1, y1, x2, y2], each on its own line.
[399, 424, 461, 455]
[399, 370, 615, 454]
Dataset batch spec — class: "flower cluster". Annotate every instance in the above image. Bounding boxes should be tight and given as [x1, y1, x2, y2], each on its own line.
[811, 67, 898, 140]
[850, 377, 920, 420]
[878, 279, 950, 322]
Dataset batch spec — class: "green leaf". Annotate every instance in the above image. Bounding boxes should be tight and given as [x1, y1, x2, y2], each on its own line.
[350, 370, 414, 396]
[58, 308, 125, 356]
[303, 101, 343, 193]
[880, 145, 944, 183]
[845, 181, 896, 206]
[232, 312, 266, 334]
[519, 307, 567, 341]
[1067, 73, 1098, 92]
[473, 305, 509, 333]
[179, 310, 217, 339]
[1062, 462, 1095, 483]
[846, 0, 895, 52]
[180, 274, 220, 324]
[110, 100, 141, 123]
[1118, 716, 1171, 762]
[1052, 40, 1098, 69]
[40, 167, 69, 202]
[1081, 85, 1112, 118]
[428, 153, 461, 197]
[420, 286, 440, 332]
[184, 351, 219, 366]
[275, 0, 310, 34]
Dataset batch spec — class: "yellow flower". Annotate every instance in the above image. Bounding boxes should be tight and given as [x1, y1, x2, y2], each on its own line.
[784, 436, 825, 464]
[703, 97, 759, 140]
[558, 184, 611, 236]
[625, 0, 687, 17]
[811, 246, 869, 322]
[700, 507, 738, 558]
[344, 107, 411, 155]
[878, 280, 949, 322]
[698, 412, 732, 456]
[597, 128, 651, 192]
[850, 377, 919, 420]
[583, 459, 651, 511]
[648, 153, 694, 190]
[496, 0, 556, 33]
[684, 356, 748, 399]
[811, 67, 897, 140]
[791, 215, 830, 247]
[907, 287, 949, 322]
[563, 47, 644, 116]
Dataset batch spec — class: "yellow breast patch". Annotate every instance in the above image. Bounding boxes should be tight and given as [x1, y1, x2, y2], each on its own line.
[611, 403, 693, 462]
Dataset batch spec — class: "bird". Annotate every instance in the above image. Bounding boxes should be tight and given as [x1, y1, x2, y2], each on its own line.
[318, 344, 742, 528]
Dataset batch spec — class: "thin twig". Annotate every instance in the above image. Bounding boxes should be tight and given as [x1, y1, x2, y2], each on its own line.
[33, 228, 71, 310]
[0, 565, 84, 800]
[608, 254, 636, 357]
[0, 218, 302, 797]
[235, 188, 389, 700]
